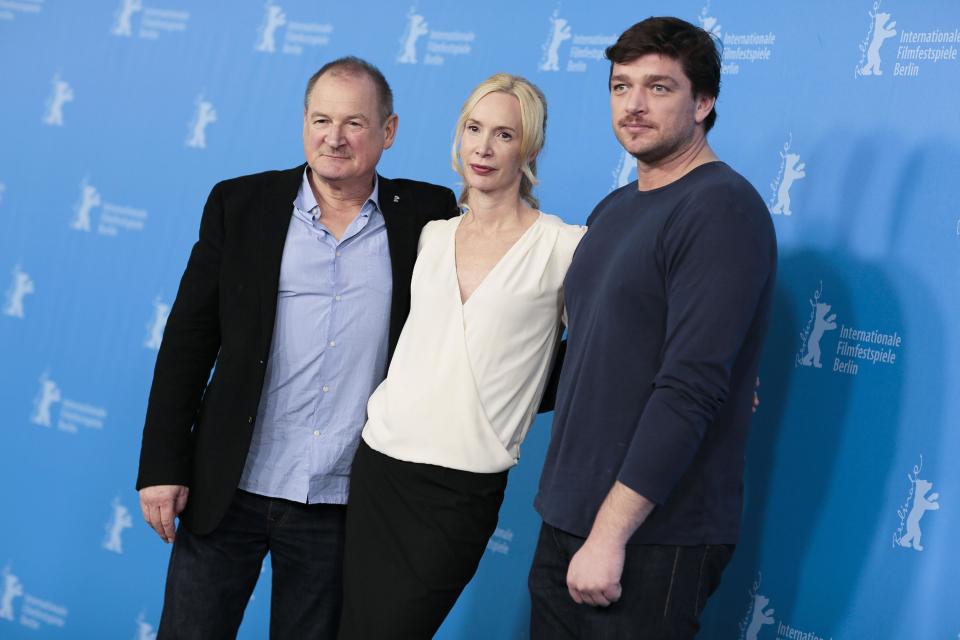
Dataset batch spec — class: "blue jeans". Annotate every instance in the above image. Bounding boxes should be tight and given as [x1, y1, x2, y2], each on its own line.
[157, 490, 346, 640]
[528, 523, 733, 639]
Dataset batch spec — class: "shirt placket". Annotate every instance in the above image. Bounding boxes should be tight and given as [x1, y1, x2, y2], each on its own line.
[305, 210, 370, 500]
[303, 216, 334, 497]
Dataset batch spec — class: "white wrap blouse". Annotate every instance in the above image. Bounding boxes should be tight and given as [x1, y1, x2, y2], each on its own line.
[362, 212, 586, 473]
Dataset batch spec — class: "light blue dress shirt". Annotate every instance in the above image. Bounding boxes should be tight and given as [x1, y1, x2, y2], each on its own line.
[238, 169, 392, 504]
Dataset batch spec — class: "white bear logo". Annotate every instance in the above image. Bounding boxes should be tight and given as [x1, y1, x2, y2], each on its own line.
[745, 593, 775, 640]
[145, 297, 170, 350]
[0, 568, 23, 622]
[398, 12, 429, 64]
[612, 150, 637, 189]
[72, 179, 101, 232]
[860, 12, 896, 76]
[186, 98, 217, 149]
[3, 264, 34, 319]
[43, 74, 74, 127]
[103, 498, 134, 554]
[31, 373, 62, 427]
[771, 152, 806, 216]
[539, 12, 572, 72]
[697, 3, 722, 39]
[135, 612, 157, 640]
[800, 301, 837, 368]
[112, 0, 143, 37]
[897, 478, 939, 551]
[255, 3, 287, 53]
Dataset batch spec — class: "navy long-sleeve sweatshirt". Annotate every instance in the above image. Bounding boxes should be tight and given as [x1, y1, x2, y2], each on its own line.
[535, 161, 777, 545]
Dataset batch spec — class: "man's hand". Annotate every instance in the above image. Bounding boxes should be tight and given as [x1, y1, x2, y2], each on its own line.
[566, 481, 655, 607]
[139, 485, 189, 543]
[566, 535, 625, 607]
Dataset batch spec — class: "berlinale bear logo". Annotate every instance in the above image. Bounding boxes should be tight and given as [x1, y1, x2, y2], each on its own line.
[186, 97, 217, 149]
[398, 11, 429, 64]
[745, 593, 775, 640]
[3, 264, 34, 319]
[770, 152, 806, 216]
[103, 498, 134, 554]
[144, 297, 170, 350]
[111, 0, 143, 37]
[71, 179, 101, 232]
[0, 567, 23, 622]
[856, 6, 897, 77]
[42, 74, 73, 127]
[539, 11, 572, 72]
[255, 3, 286, 53]
[31, 373, 62, 428]
[897, 478, 939, 551]
[799, 302, 837, 368]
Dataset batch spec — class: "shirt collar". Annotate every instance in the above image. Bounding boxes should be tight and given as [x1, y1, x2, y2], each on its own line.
[295, 168, 381, 220]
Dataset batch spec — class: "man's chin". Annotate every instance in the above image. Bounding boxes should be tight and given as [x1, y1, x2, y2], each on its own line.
[621, 145, 654, 163]
[310, 166, 350, 182]
[623, 140, 681, 166]
[614, 134, 652, 159]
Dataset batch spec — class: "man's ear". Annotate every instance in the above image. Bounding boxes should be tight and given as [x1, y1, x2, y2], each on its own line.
[383, 113, 399, 150]
[694, 94, 716, 125]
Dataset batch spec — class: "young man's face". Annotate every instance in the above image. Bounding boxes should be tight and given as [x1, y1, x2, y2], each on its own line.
[609, 54, 715, 165]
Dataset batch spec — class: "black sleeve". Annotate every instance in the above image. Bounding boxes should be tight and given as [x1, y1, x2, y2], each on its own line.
[136, 182, 225, 489]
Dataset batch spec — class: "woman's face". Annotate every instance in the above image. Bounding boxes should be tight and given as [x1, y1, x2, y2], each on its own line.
[459, 91, 525, 197]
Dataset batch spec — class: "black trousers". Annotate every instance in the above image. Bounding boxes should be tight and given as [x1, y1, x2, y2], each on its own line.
[157, 489, 346, 640]
[528, 522, 734, 639]
[338, 441, 508, 640]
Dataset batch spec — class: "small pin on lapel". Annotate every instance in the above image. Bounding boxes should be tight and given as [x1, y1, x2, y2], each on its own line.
[393, 195, 400, 203]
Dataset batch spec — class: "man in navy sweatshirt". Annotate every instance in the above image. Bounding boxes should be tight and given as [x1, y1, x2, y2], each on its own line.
[529, 17, 777, 639]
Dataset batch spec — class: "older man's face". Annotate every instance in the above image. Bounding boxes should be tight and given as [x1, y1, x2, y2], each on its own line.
[303, 72, 397, 188]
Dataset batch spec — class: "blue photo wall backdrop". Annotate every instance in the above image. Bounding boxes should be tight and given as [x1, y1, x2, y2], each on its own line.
[2, 1, 958, 637]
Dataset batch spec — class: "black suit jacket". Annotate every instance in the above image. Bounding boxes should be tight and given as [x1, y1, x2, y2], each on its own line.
[136, 164, 458, 534]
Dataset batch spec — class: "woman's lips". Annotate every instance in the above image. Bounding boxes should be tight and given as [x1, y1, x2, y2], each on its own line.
[470, 164, 495, 175]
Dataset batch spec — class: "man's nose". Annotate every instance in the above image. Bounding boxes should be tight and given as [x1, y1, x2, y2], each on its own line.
[624, 88, 647, 114]
[326, 125, 345, 147]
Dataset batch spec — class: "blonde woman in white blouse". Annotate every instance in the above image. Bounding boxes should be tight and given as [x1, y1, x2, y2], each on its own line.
[337, 73, 585, 640]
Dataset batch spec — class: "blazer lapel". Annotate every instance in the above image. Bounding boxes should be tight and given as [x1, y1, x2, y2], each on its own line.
[258, 164, 305, 350]
[377, 174, 420, 360]
[378, 175, 419, 289]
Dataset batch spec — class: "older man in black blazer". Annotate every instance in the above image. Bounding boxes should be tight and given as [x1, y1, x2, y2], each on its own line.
[136, 57, 457, 638]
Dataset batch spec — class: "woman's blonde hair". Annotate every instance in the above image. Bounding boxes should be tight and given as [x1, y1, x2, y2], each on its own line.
[451, 73, 547, 209]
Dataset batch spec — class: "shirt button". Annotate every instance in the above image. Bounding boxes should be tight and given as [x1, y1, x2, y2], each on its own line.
[313, 430, 320, 437]
[335, 295, 342, 301]
[258, 359, 264, 365]
[336, 251, 342, 257]
[329, 340, 336, 347]
[322, 385, 330, 393]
